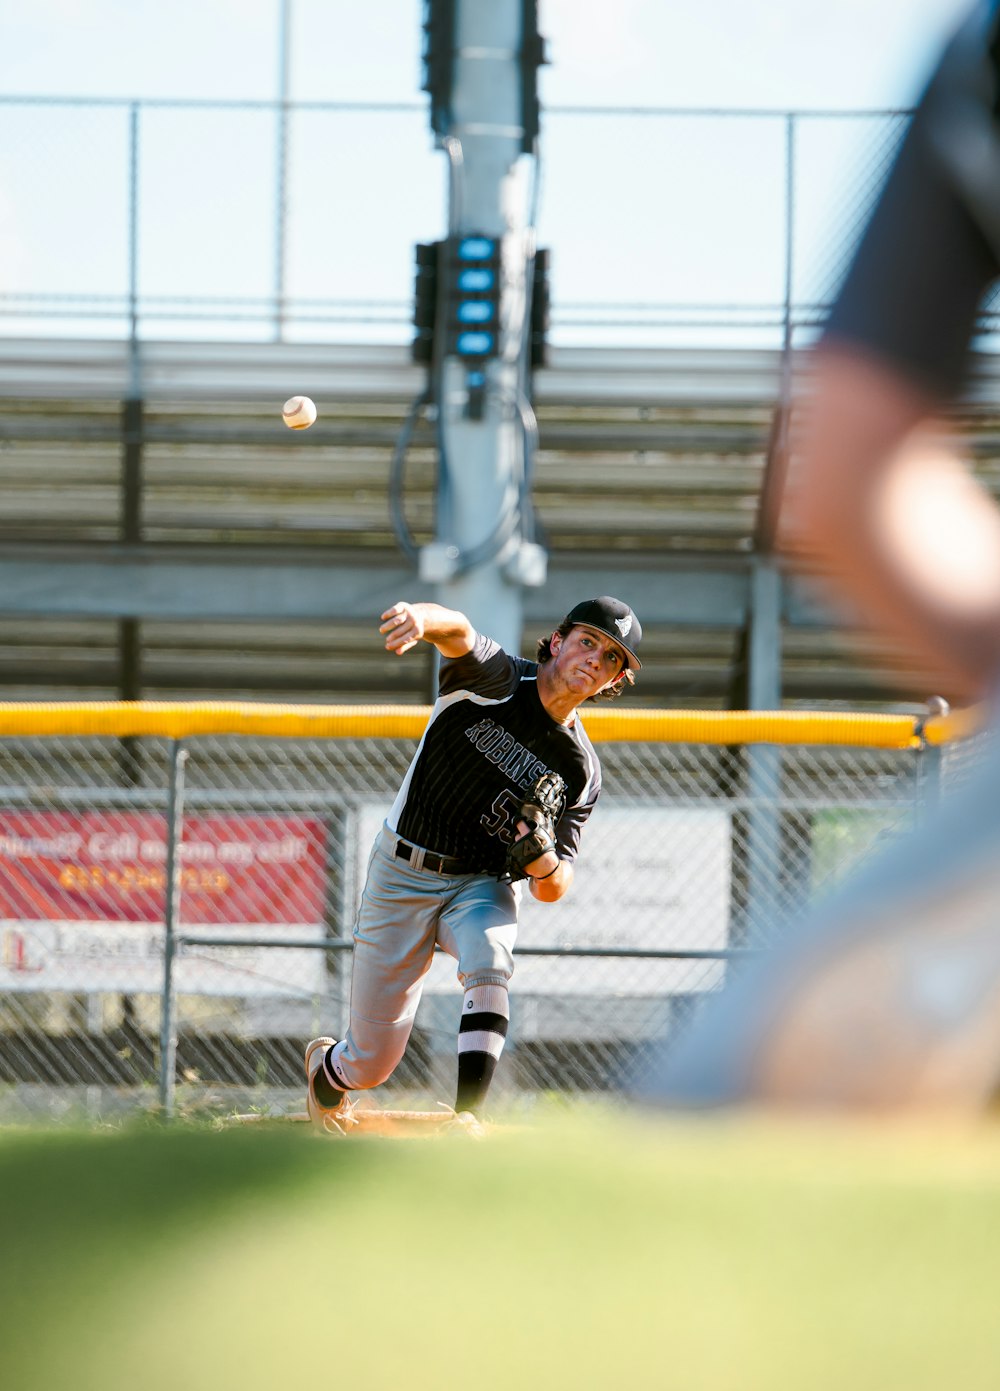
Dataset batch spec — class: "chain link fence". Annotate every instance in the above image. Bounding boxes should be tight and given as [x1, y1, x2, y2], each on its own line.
[0, 702, 965, 1125]
[0, 97, 909, 346]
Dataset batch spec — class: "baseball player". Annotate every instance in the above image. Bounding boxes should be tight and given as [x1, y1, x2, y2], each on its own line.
[305, 594, 642, 1131]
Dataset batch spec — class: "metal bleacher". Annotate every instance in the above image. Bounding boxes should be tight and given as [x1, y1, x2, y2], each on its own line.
[0, 332, 984, 709]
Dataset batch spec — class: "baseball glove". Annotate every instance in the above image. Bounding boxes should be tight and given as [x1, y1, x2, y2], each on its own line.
[504, 770, 567, 881]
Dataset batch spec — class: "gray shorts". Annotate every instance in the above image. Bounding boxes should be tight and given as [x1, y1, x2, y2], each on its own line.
[329, 823, 521, 1092]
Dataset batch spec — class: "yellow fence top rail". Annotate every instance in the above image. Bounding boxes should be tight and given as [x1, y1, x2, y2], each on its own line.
[0, 699, 976, 747]
[579, 707, 924, 748]
[920, 702, 987, 747]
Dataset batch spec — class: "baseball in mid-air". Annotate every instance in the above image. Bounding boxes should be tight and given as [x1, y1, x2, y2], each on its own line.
[282, 395, 317, 430]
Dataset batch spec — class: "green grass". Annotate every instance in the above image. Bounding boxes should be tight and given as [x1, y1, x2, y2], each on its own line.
[1, 1108, 998, 1391]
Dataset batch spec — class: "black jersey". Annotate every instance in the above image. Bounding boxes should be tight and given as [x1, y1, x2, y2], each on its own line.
[388, 632, 602, 875]
[824, 7, 1000, 400]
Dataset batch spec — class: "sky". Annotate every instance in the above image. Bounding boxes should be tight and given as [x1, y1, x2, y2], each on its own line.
[0, 0, 971, 108]
[0, 0, 976, 347]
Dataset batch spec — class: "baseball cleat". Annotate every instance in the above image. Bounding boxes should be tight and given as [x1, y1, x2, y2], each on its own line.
[441, 1109, 487, 1139]
[304, 1036, 354, 1134]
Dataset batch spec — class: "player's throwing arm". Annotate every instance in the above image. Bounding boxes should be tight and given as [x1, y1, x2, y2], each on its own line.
[380, 602, 476, 659]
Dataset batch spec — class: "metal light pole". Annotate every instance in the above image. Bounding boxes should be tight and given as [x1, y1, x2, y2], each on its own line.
[419, 0, 547, 654]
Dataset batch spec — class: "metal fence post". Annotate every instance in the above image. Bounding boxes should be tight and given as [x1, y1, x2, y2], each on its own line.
[743, 558, 784, 946]
[158, 739, 188, 1117]
[127, 101, 140, 342]
[922, 741, 944, 806]
[783, 112, 795, 353]
[915, 696, 949, 824]
[273, 0, 291, 340]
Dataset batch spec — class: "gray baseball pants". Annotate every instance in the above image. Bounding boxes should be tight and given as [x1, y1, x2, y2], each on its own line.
[326, 822, 520, 1091]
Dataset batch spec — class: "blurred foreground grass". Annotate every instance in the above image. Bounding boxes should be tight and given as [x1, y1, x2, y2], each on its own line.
[1, 1106, 998, 1391]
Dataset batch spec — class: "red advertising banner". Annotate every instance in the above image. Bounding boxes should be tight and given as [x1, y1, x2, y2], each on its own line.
[0, 810, 326, 924]
[0, 811, 329, 996]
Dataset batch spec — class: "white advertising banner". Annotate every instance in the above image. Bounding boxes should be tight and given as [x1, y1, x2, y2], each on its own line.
[357, 804, 731, 998]
[0, 919, 325, 998]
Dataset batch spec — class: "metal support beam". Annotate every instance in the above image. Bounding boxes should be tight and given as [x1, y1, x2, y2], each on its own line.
[747, 555, 782, 709]
[119, 394, 145, 707]
[754, 114, 796, 556]
[0, 547, 769, 625]
[743, 555, 783, 944]
[0, 544, 846, 632]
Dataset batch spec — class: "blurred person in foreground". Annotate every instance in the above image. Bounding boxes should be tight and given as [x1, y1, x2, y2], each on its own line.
[636, 0, 1000, 1112]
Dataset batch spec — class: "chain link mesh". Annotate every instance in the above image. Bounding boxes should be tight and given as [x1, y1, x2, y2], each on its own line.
[0, 99, 914, 343]
[791, 113, 909, 318]
[0, 725, 937, 1123]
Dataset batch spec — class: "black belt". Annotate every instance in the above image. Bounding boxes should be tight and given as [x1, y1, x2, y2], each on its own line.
[394, 841, 474, 876]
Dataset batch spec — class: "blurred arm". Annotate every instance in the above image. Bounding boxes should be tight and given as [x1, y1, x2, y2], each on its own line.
[784, 344, 1000, 703]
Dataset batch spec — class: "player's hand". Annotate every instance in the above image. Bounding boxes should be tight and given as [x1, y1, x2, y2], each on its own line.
[512, 819, 559, 879]
[380, 602, 424, 655]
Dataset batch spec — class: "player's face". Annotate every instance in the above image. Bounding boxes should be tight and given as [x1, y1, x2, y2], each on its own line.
[550, 625, 627, 698]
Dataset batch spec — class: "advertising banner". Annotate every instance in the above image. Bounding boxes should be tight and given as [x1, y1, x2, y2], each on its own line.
[0, 810, 328, 996]
[357, 804, 731, 998]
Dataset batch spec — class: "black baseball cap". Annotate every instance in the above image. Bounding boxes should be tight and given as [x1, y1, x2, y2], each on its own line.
[564, 596, 642, 671]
